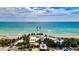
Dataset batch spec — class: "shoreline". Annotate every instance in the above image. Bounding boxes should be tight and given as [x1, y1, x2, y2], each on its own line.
[48, 34, 79, 38]
[0, 35, 21, 39]
[0, 34, 79, 39]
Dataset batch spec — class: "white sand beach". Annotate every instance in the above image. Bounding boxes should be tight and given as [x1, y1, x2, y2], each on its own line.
[0, 34, 79, 40]
[48, 34, 79, 39]
[0, 35, 20, 39]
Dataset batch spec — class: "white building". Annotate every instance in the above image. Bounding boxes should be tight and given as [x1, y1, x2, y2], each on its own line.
[30, 35, 45, 43]
[30, 36, 39, 43]
[47, 35, 57, 40]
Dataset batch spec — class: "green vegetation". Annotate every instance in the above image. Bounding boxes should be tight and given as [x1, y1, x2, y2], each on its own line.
[37, 33, 43, 35]
[64, 38, 79, 47]
[30, 33, 43, 35]
[0, 39, 16, 47]
[37, 38, 56, 47]
[31, 33, 35, 35]
[0, 34, 31, 51]
[63, 38, 79, 51]
[36, 39, 42, 44]
[43, 38, 56, 47]
[37, 37, 79, 50]
[16, 34, 31, 51]
[1, 33, 79, 51]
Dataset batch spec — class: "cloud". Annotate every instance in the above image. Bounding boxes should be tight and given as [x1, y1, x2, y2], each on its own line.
[0, 7, 79, 22]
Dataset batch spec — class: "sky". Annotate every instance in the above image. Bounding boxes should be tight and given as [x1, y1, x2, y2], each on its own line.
[0, 7, 79, 22]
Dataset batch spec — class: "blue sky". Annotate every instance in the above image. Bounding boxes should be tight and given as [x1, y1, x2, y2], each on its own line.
[0, 7, 79, 22]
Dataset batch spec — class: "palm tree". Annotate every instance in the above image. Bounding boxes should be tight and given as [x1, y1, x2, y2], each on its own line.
[20, 34, 30, 48]
[43, 38, 55, 47]
[36, 39, 42, 44]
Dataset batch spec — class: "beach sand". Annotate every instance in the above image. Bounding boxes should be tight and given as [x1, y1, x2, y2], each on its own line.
[0, 34, 79, 40]
[48, 34, 79, 39]
[0, 35, 20, 39]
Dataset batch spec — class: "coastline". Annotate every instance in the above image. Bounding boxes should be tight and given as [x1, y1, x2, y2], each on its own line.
[0, 34, 79, 40]
[0, 35, 21, 39]
[48, 34, 79, 38]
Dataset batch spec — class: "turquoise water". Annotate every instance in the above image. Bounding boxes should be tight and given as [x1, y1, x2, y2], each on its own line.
[0, 22, 79, 35]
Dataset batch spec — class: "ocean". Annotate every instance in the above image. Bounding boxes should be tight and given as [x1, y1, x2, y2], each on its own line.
[0, 22, 79, 35]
